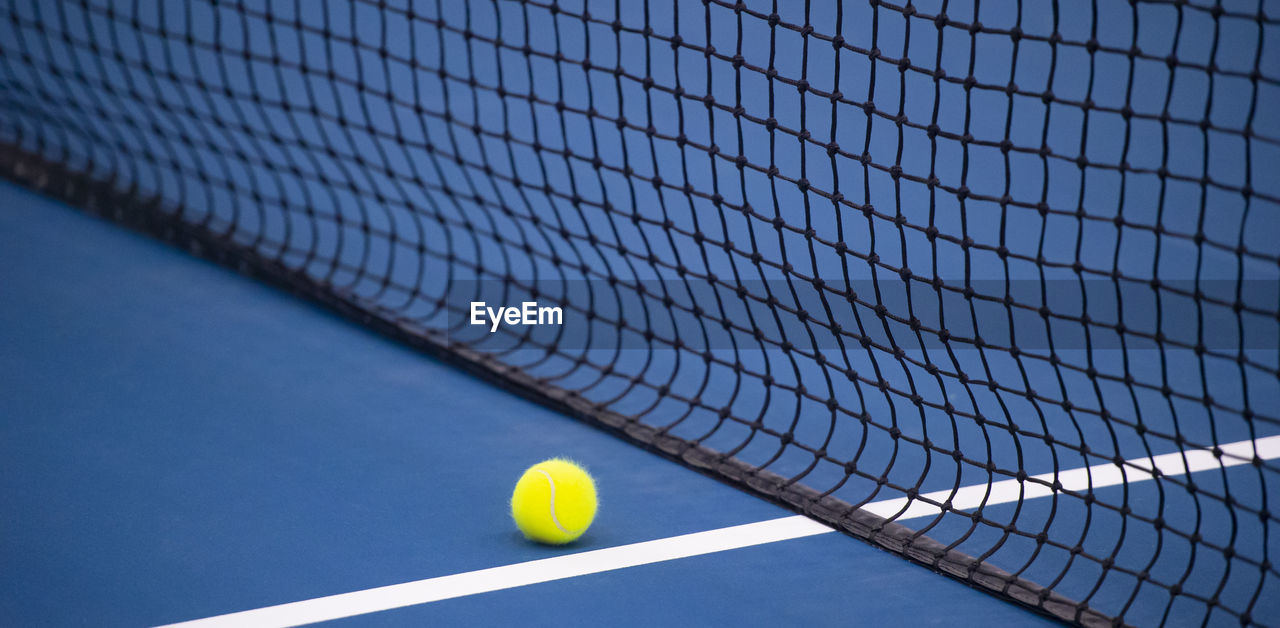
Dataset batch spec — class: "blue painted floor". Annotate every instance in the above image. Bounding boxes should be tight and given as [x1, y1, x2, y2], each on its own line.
[0, 181, 1055, 625]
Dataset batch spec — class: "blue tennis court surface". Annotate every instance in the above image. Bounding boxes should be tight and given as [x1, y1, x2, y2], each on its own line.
[0, 181, 1056, 625]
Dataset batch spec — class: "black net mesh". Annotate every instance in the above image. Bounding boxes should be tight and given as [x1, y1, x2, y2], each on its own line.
[3, 0, 1279, 625]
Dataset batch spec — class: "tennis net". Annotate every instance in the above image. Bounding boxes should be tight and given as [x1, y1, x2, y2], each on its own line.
[2, 0, 1278, 625]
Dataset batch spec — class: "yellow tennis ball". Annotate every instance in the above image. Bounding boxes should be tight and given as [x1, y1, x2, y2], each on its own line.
[510, 458, 598, 545]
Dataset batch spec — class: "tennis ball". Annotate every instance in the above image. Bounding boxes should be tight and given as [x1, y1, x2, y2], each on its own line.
[510, 458, 597, 545]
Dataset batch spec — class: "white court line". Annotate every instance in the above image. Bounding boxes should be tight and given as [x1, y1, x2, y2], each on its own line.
[862, 434, 1280, 521]
[163, 435, 1280, 628]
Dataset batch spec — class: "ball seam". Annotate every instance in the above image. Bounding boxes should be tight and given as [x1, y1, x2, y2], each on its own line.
[534, 468, 574, 535]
